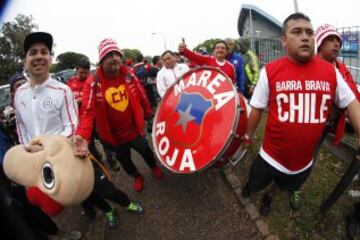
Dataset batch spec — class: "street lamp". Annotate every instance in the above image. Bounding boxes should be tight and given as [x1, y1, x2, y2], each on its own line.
[152, 32, 167, 51]
[293, 0, 299, 12]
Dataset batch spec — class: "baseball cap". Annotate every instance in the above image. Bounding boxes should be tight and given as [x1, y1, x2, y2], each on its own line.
[24, 32, 53, 55]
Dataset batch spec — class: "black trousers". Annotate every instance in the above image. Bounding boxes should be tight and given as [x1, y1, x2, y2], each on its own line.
[0, 174, 58, 240]
[93, 165, 130, 207]
[106, 136, 157, 177]
[244, 155, 312, 193]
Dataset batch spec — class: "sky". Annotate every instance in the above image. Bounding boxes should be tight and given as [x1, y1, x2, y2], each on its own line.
[1, 0, 359, 63]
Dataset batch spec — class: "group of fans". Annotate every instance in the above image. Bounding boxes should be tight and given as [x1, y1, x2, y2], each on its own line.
[1, 11, 360, 239]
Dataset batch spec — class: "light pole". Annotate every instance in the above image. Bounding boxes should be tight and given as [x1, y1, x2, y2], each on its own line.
[293, 0, 299, 12]
[152, 32, 167, 51]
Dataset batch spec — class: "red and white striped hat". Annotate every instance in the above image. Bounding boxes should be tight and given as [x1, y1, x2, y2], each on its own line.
[98, 38, 123, 63]
[315, 24, 342, 50]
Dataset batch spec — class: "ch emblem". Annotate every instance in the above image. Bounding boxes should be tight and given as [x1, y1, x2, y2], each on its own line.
[105, 85, 128, 111]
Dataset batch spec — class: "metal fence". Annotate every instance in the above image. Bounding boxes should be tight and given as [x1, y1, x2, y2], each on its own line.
[252, 26, 360, 83]
[337, 26, 360, 83]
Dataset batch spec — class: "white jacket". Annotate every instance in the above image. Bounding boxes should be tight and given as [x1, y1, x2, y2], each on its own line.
[156, 63, 189, 97]
[14, 77, 78, 145]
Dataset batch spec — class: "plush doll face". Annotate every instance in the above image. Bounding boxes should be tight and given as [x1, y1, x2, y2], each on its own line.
[3, 135, 94, 216]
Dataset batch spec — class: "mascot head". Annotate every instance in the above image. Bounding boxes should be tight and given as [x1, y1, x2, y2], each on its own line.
[3, 135, 94, 216]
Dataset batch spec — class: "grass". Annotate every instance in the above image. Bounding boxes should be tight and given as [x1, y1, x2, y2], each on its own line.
[232, 113, 360, 239]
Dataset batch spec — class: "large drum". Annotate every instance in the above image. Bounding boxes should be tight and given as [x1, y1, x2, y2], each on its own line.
[152, 67, 248, 173]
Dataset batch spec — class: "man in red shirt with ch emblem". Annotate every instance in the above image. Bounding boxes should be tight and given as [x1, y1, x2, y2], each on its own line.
[73, 38, 163, 192]
[241, 13, 360, 215]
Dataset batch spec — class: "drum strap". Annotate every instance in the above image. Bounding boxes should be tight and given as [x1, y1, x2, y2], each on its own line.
[89, 154, 112, 182]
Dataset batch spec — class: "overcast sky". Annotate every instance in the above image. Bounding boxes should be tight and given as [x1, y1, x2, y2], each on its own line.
[1, 0, 359, 63]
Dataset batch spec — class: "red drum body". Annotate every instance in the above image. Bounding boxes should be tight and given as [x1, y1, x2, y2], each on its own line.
[152, 67, 248, 173]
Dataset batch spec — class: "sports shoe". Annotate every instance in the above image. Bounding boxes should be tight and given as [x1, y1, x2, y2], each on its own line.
[151, 166, 163, 179]
[126, 202, 144, 214]
[289, 190, 301, 210]
[260, 194, 273, 216]
[346, 212, 359, 240]
[104, 207, 118, 227]
[134, 175, 144, 192]
[57, 230, 82, 240]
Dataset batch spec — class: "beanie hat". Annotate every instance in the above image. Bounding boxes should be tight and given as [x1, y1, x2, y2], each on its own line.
[315, 24, 342, 51]
[98, 38, 123, 63]
[24, 32, 53, 55]
[9, 73, 26, 91]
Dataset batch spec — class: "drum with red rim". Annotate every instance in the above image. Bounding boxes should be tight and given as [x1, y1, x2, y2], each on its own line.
[152, 67, 248, 173]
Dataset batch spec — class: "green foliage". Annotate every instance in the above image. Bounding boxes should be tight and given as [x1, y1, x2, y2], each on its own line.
[193, 38, 221, 55]
[55, 52, 89, 72]
[50, 63, 58, 73]
[123, 48, 142, 62]
[0, 14, 38, 85]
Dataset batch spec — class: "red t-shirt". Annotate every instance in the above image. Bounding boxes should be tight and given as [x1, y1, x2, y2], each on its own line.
[252, 57, 348, 173]
[67, 76, 87, 102]
[103, 76, 138, 144]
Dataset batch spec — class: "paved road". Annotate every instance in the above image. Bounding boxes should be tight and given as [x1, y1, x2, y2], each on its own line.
[55, 150, 262, 240]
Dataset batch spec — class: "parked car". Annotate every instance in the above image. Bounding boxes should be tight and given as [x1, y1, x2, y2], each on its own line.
[56, 69, 75, 83]
[0, 84, 10, 109]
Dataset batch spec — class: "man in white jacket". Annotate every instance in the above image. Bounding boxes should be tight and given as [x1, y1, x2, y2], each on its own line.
[12, 31, 81, 239]
[14, 32, 78, 146]
[156, 50, 189, 98]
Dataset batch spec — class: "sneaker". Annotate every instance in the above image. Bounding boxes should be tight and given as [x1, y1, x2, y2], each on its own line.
[126, 202, 144, 214]
[289, 190, 301, 210]
[104, 207, 118, 227]
[346, 212, 359, 240]
[57, 230, 82, 240]
[151, 166, 163, 179]
[260, 194, 273, 216]
[134, 175, 144, 192]
[353, 174, 360, 182]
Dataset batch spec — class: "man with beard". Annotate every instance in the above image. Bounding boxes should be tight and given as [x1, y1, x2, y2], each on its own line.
[74, 38, 163, 192]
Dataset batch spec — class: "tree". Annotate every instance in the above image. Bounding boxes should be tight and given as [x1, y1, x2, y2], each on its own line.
[193, 38, 222, 55]
[122, 48, 142, 62]
[0, 14, 38, 85]
[55, 52, 89, 71]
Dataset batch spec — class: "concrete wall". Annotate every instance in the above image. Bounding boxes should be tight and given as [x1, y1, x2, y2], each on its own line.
[241, 14, 281, 39]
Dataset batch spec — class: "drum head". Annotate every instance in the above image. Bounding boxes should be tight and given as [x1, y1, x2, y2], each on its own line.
[152, 67, 239, 173]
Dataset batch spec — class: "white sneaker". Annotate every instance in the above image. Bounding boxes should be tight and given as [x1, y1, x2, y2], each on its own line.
[57, 230, 82, 240]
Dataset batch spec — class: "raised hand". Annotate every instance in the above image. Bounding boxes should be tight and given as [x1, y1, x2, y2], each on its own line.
[178, 37, 187, 53]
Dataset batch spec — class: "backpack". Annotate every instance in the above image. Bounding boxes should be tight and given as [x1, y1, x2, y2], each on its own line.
[134, 63, 149, 85]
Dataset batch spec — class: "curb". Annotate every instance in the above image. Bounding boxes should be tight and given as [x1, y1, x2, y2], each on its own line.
[222, 166, 279, 240]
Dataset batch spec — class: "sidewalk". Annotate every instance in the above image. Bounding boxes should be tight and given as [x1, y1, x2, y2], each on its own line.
[54, 151, 264, 240]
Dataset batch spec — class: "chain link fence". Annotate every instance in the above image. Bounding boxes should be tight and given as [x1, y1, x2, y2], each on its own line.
[251, 26, 360, 83]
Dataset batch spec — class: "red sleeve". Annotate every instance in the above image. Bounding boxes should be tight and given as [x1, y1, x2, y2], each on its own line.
[75, 75, 96, 142]
[182, 48, 209, 66]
